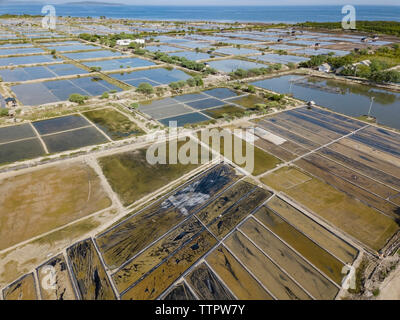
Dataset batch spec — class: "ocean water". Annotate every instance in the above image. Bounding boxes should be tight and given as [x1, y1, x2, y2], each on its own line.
[0, 4, 399, 23]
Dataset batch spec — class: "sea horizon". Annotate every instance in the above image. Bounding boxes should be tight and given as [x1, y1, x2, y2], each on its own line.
[0, 4, 399, 23]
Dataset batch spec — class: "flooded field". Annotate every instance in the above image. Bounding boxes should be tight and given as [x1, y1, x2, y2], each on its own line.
[109, 67, 191, 87]
[170, 51, 211, 61]
[0, 54, 57, 67]
[0, 162, 111, 250]
[0, 63, 87, 82]
[0, 123, 35, 143]
[252, 53, 308, 64]
[208, 59, 267, 73]
[139, 88, 242, 126]
[12, 77, 122, 105]
[33, 114, 90, 135]
[252, 75, 400, 130]
[0, 138, 45, 165]
[42, 126, 109, 153]
[63, 49, 123, 60]
[84, 57, 155, 71]
[44, 43, 100, 52]
[216, 47, 260, 56]
[0, 112, 145, 163]
[159, 112, 210, 127]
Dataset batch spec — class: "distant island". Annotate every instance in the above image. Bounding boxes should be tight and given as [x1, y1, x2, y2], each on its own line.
[63, 1, 125, 5]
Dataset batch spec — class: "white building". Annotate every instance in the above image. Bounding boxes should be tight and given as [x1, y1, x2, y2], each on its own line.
[116, 39, 145, 46]
[318, 63, 332, 73]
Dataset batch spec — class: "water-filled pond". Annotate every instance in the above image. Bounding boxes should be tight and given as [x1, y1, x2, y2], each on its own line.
[110, 67, 191, 86]
[252, 74, 400, 130]
[0, 64, 87, 82]
[12, 77, 121, 105]
[0, 55, 57, 67]
[208, 59, 267, 73]
[84, 57, 155, 71]
[63, 50, 123, 60]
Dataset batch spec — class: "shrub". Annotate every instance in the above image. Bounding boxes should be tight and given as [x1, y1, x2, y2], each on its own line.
[136, 82, 154, 95]
[130, 102, 139, 109]
[169, 81, 186, 90]
[89, 66, 101, 72]
[101, 92, 109, 99]
[134, 48, 146, 55]
[246, 85, 256, 93]
[186, 78, 196, 87]
[233, 82, 242, 90]
[193, 75, 203, 86]
[268, 93, 284, 101]
[69, 93, 88, 105]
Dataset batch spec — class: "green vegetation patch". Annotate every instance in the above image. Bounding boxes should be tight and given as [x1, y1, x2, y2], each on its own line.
[203, 105, 246, 119]
[296, 21, 400, 37]
[230, 95, 265, 109]
[98, 139, 207, 206]
[83, 108, 145, 140]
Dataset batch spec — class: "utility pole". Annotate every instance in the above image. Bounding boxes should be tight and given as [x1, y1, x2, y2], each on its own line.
[368, 96, 375, 119]
[289, 76, 294, 94]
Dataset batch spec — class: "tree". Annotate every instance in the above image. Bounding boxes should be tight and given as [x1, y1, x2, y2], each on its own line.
[186, 78, 196, 87]
[246, 85, 256, 93]
[89, 66, 101, 72]
[69, 94, 88, 105]
[136, 82, 154, 95]
[193, 75, 203, 86]
[100, 92, 109, 99]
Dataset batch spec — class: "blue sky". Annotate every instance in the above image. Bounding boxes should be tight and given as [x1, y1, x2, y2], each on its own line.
[24, 0, 400, 5]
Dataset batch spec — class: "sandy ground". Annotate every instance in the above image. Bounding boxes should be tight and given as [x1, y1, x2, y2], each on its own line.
[378, 263, 400, 300]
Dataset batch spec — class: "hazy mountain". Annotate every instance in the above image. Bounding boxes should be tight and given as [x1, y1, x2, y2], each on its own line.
[63, 1, 125, 5]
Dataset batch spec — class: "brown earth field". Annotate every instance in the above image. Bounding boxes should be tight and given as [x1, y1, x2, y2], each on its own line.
[0, 162, 111, 251]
